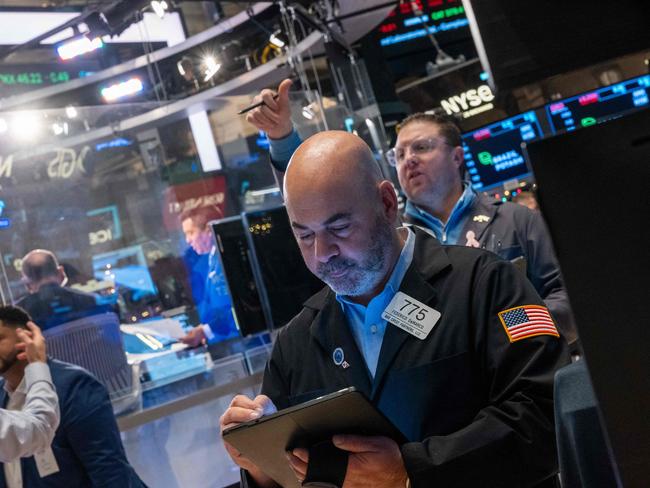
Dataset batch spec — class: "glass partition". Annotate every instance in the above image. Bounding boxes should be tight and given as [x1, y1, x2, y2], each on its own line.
[0, 91, 326, 351]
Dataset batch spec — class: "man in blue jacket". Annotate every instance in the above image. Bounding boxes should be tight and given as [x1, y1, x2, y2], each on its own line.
[245, 79, 577, 346]
[179, 207, 239, 347]
[0, 306, 145, 488]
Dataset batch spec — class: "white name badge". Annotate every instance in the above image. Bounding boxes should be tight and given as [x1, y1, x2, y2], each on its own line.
[382, 291, 441, 340]
[34, 447, 60, 478]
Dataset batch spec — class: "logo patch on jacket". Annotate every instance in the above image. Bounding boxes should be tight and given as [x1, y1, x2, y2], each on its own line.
[498, 305, 559, 342]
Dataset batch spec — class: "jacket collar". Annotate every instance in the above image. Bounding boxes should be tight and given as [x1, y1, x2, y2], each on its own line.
[304, 228, 451, 400]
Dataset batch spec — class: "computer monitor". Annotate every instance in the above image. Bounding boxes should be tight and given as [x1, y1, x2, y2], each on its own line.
[212, 207, 324, 336]
[524, 108, 650, 487]
[462, 111, 544, 191]
[244, 206, 324, 328]
[92, 244, 158, 314]
[212, 216, 268, 337]
[545, 74, 650, 134]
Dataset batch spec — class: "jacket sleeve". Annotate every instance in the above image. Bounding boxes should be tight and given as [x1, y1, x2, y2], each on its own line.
[522, 210, 577, 344]
[63, 373, 145, 487]
[401, 258, 570, 488]
[260, 327, 293, 411]
[268, 129, 302, 173]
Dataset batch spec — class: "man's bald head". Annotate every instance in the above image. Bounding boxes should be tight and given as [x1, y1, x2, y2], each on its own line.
[21, 249, 65, 291]
[284, 131, 384, 205]
[283, 131, 403, 304]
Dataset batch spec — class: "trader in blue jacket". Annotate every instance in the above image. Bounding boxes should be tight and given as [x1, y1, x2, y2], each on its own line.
[179, 207, 239, 347]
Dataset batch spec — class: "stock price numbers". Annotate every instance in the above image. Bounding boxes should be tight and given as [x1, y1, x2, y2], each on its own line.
[0, 70, 71, 87]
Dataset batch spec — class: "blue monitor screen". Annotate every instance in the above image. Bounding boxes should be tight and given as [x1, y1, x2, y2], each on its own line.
[546, 74, 650, 133]
[462, 111, 543, 190]
[92, 245, 158, 302]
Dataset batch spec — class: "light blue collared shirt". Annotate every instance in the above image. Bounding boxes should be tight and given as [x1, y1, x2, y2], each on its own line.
[335, 229, 415, 378]
[404, 182, 476, 245]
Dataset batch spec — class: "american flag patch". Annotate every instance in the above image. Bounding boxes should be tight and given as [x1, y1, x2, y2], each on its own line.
[498, 305, 559, 343]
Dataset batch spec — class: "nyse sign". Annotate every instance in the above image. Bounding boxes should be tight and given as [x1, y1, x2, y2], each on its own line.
[440, 85, 495, 119]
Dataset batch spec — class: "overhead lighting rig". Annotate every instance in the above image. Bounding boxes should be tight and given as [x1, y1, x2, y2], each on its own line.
[101, 77, 144, 102]
[0, 0, 154, 62]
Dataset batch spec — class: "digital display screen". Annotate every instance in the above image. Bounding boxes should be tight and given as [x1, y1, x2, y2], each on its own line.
[462, 111, 543, 190]
[376, 0, 469, 54]
[0, 64, 95, 96]
[92, 245, 158, 300]
[546, 74, 650, 133]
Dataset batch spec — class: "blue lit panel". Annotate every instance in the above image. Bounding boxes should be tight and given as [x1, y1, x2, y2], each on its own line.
[545, 74, 650, 133]
[462, 112, 542, 190]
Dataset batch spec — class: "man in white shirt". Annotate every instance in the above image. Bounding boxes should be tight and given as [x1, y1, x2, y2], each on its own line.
[0, 306, 145, 488]
[0, 313, 59, 463]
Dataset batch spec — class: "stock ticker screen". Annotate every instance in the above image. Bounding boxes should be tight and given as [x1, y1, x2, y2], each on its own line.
[545, 74, 650, 133]
[462, 112, 543, 191]
[376, 0, 470, 58]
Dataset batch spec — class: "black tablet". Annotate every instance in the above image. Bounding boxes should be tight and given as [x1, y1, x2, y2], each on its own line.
[222, 387, 406, 488]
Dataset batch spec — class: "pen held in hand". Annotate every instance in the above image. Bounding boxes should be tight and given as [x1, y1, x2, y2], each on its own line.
[237, 93, 279, 115]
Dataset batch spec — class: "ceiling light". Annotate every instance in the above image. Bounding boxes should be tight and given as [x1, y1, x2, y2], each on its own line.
[65, 105, 78, 119]
[301, 105, 315, 120]
[0, 118, 7, 134]
[57, 36, 103, 61]
[151, 1, 169, 19]
[12, 112, 41, 141]
[177, 56, 193, 77]
[101, 78, 144, 102]
[202, 56, 221, 82]
[269, 31, 285, 49]
[52, 122, 69, 136]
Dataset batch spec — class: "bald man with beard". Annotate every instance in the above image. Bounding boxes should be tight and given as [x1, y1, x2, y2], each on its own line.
[220, 131, 569, 488]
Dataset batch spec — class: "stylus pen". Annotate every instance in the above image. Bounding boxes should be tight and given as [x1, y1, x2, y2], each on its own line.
[238, 93, 279, 115]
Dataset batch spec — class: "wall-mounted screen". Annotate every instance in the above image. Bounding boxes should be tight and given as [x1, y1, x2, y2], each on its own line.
[462, 111, 543, 190]
[546, 74, 650, 133]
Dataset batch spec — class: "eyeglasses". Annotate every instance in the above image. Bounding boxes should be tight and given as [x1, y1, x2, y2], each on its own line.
[386, 137, 451, 166]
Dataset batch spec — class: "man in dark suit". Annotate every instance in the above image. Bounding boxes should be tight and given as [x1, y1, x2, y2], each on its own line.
[0, 305, 145, 487]
[220, 131, 569, 487]
[16, 250, 112, 330]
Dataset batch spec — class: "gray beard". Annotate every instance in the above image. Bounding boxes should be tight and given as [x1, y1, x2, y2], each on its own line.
[317, 215, 393, 298]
